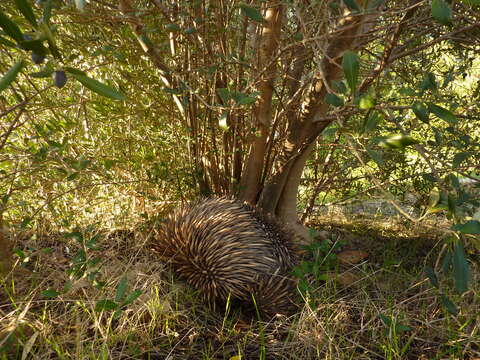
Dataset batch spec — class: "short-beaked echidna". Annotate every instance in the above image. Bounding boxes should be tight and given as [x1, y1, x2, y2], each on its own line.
[153, 197, 299, 315]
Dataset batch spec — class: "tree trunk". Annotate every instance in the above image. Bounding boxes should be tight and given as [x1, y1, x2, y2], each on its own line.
[256, 2, 380, 242]
[239, 2, 283, 204]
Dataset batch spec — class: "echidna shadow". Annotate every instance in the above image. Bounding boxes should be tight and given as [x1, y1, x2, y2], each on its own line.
[153, 197, 300, 316]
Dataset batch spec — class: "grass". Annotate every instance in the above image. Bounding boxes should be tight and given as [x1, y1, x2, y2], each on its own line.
[1, 215, 479, 359]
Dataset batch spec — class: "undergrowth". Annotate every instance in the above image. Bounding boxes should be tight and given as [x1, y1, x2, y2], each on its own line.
[0, 216, 479, 359]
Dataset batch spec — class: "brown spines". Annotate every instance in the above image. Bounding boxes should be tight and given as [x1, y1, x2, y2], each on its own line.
[153, 197, 299, 316]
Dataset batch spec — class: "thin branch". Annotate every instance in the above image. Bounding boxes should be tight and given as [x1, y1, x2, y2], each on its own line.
[0, 109, 26, 152]
[359, 0, 422, 93]
[390, 22, 480, 63]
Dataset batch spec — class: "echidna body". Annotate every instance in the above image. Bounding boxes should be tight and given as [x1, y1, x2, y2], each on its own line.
[154, 197, 298, 315]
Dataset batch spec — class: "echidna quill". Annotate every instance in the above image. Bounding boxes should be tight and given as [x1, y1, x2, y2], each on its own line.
[153, 197, 299, 316]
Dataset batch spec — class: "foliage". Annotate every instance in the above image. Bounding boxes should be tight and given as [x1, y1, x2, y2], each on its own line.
[95, 275, 142, 320]
[293, 234, 346, 305]
[0, 0, 479, 345]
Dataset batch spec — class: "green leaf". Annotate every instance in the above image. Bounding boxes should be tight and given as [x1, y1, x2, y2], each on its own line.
[42, 0, 53, 23]
[71, 157, 90, 171]
[432, 126, 443, 145]
[399, 87, 417, 96]
[425, 267, 439, 288]
[115, 276, 128, 303]
[452, 241, 469, 294]
[0, 10, 24, 43]
[380, 134, 419, 149]
[431, 0, 453, 25]
[103, 159, 117, 170]
[86, 234, 100, 249]
[236, 95, 257, 105]
[460, 0, 480, 4]
[442, 68, 455, 88]
[395, 323, 413, 333]
[441, 251, 452, 273]
[64, 67, 86, 76]
[38, 21, 61, 59]
[447, 174, 460, 190]
[452, 152, 471, 168]
[14, 249, 26, 260]
[66, 172, 79, 181]
[239, 4, 265, 23]
[88, 257, 101, 267]
[298, 279, 309, 294]
[20, 216, 32, 228]
[14, 0, 38, 28]
[378, 314, 410, 332]
[184, 27, 197, 35]
[0, 59, 25, 94]
[366, 148, 385, 166]
[324, 93, 344, 107]
[139, 34, 154, 51]
[363, 111, 382, 133]
[42, 289, 60, 298]
[452, 220, 480, 234]
[217, 88, 230, 104]
[67, 71, 125, 100]
[19, 39, 47, 55]
[63, 280, 72, 293]
[113, 309, 123, 319]
[428, 104, 458, 125]
[293, 32, 303, 41]
[359, 94, 375, 109]
[2, 193, 10, 204]
[411, 102, 430, 123]
[426, 203, 448, 214]
[64, 230, 83, 243]
[342, 51, 359, 94]
[420, 72, 437, 92]
[447, 193, 457, 217]
[71, 252, 87, 268]
[331, 80, 348, 94]
[440, 295, 458, 315]
[165, 23, 180, 32]
[95, 299, 118, 312]
[120, 289, 142, 306]
[300, 260, 313, 274]
[343, 0, 361, 12]
[428, 187, 440, 208]
[231, 91, 258, 105]
[292, 267, 304, 279]
[378, 314, 392, 326]
[322, 126, 338, 137]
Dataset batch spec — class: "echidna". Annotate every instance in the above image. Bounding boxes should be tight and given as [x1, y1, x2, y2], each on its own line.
[153, 197, 299, 316]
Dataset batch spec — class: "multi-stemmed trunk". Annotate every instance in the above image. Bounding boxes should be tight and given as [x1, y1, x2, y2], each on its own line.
[238, 1, 380, 241]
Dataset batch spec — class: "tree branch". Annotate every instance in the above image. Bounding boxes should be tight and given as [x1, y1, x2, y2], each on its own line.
[239, 2, 283, 204]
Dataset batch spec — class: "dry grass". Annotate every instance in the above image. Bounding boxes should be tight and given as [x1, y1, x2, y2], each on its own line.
[1, 217, 479, 360]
